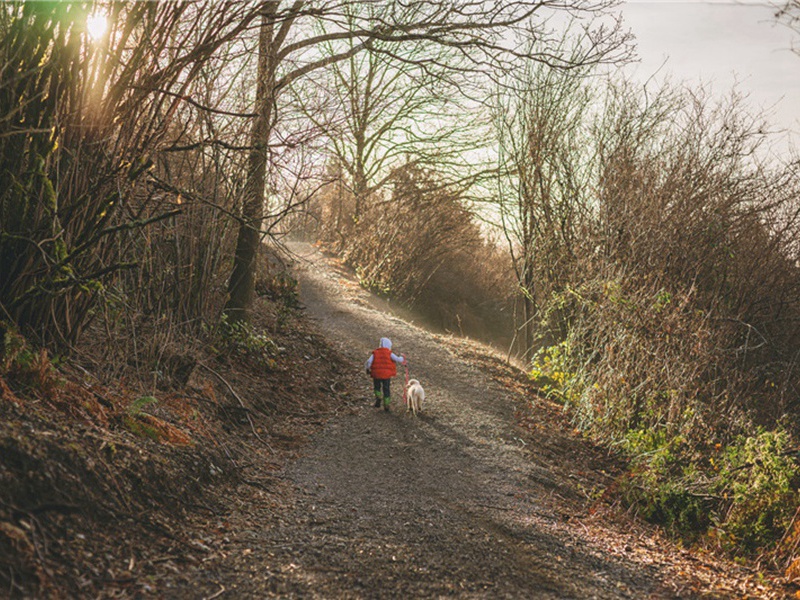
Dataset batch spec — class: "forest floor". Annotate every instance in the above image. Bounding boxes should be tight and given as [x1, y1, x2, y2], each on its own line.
[0, 241, 795, 598]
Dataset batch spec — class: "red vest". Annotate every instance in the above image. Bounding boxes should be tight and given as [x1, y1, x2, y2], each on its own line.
[370, 347, 397, 379]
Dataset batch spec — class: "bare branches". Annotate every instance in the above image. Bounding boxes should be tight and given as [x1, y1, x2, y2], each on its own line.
[1, 0, 633, 339]
[775, 1, 800, 55]
[224, 0, 631, 321]
[0, 1, 257, 347]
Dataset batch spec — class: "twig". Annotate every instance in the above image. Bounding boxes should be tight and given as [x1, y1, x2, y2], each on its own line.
[197, 362, 274, 453]
[145, 555, 181, 565]
[475, 502, 513, 512]
[204, 584, 226, 600]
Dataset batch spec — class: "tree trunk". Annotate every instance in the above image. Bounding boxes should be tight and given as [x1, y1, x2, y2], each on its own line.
[521, 258, 536, 360]
[225, 4, 276, 322]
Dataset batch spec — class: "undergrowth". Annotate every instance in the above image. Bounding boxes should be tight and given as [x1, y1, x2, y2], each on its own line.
[527, 280, 800, 567]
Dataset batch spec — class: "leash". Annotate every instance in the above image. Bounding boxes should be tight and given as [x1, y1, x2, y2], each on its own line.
[402, 354, 409, 406]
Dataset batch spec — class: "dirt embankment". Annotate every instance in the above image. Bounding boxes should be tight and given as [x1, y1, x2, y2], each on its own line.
[0, 241, 792, 598]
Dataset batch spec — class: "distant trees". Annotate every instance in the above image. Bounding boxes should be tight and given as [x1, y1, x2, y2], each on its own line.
[303, 7, 479, 227]
[223, 0, 630, 322]
[308, 161, 516, 343]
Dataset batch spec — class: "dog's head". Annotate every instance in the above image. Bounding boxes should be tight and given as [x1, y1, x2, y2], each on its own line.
[406, 379, 420, 388]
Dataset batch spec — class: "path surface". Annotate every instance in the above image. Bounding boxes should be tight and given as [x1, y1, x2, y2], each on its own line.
[201, 242, 782, 599]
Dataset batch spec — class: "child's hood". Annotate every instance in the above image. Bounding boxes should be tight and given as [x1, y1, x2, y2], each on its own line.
[379, 337, 392, 350]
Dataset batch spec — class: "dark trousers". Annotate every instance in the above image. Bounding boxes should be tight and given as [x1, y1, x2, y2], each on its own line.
[373, 378, 391, 399]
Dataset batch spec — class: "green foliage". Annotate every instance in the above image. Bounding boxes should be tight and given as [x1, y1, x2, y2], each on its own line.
[1, 327, 35, 374]
[713, 429, 800, 555]
[123, 396, 160, 440]
[527, 341, 575, 401]
[527, 271, 800, 558]
[1, 327, 59, 394]
[620, 428, 712, 539]
[618, 425, 800, 556]
[128, 396, 158, 416]
[218, 314, 279, 370]
[636, 478, 711, 539]
[123, 415, 161, 441]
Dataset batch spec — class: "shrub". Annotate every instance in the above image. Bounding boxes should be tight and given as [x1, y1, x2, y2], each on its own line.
[307, 162, 516, 346]
[714, 429, 800, 555]
[528, 341, 578, 402]
[619, 427, 712, 540]
[218, 314, 279, 370]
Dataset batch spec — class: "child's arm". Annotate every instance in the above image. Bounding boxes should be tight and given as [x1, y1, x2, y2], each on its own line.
[390, 353, 406, 365]
[365, 354, 374, 374]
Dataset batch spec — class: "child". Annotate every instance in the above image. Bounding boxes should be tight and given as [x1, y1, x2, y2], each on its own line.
[365, 337, 406, 411]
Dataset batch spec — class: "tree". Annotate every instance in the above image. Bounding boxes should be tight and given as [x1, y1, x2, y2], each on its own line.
[225, 3, 279, 321]
[777, 2, 800, 60]
[492, 39, 596, 356]
[223, 0, 631, 322]
[303, 8, 477, 226]
[0, 1, 256, 347]
[777, 1, 800, 31]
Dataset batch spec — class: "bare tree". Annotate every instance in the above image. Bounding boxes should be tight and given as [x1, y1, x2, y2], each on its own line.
[777, 1, 800, 32]
[492, 38, 597, 356]
[223, 0, 631, 322]
[301, 7, 480, 227]
[776, 1, 800, 65]
[0, 1, 257, 347]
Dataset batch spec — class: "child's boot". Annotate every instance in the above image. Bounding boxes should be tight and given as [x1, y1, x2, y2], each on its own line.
[383, 396, 391, 412]
[373, 390, 383, 408]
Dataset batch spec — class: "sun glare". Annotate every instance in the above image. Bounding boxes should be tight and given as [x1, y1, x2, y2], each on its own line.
[86, 14, 108, 41]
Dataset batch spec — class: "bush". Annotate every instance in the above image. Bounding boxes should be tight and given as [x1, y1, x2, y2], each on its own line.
[513, 80, 800, 558]
[217, 314, 279, 371]
[714, 429, 800, 555]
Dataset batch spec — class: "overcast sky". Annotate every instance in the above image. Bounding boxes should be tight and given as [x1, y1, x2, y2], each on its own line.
[617, 0, 799, 158]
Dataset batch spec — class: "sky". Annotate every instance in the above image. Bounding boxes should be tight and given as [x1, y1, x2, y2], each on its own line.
[617, 0, 799, 159]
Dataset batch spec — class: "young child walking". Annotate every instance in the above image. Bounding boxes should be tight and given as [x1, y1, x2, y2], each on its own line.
[365, 337, 406, 412]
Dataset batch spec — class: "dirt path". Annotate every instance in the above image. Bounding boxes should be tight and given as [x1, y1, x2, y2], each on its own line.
[191, 242, 785, 599]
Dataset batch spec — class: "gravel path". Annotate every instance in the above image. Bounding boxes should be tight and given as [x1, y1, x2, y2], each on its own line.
[198, 242, 784, 599]
[235, 242, 676, 599]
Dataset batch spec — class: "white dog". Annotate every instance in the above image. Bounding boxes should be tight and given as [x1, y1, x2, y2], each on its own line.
[405, 379, 425, 416]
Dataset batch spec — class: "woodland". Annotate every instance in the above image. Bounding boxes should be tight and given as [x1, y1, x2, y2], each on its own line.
[2, 0, 800, 597]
